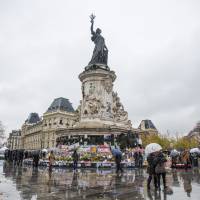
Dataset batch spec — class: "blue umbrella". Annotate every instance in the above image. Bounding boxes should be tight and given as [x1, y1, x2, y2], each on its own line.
[111, 148, 122, 156]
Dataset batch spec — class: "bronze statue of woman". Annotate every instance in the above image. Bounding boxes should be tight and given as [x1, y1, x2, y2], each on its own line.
[88, 14, 108, 66]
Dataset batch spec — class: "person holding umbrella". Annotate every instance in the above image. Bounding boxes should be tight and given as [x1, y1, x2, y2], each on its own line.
[190, 148, 200, 167]
[154, 150, 167, 190]
[145, 143, 162, 190]
[147, 152, 158, 190]
[170, 149, 179, 168]
[112, 146, 123, 174]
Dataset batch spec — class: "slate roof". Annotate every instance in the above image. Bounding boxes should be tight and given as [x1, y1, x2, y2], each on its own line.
[138, 119, 157, 130]
[10, 130, 21, 136]
[26, 113, 40, 124]
[47, 97, 74, 113]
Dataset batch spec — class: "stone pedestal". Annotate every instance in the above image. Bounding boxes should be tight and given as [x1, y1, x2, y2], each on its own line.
[78, 66, 132, 130]
[56, 65, 133, 145]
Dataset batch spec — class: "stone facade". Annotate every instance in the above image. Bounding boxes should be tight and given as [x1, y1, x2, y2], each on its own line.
[42, 110, 78, 148]
[7, 130, 22, 150]
[21, 122, 43, 150]
[20, 98, 78, 150]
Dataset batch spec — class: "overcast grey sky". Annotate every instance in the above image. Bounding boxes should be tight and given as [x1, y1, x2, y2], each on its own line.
[0, 0, 200, 136]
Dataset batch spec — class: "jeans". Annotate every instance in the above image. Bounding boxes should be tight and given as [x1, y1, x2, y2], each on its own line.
[157, 173, 166, 188]
[138, 159, 143, 168]
[147, 174, 157, 189]
[116, 161, 123, 173]
[73, 160, 78, 170]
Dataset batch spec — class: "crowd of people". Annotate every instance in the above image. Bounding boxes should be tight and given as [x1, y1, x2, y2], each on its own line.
[4, 149, 47, 168]
[4, 147, 200, 177]
[146, 148, 200, 191]
[4, 148, 82, 173]
[4, 149, 25, 166]
[171, 149, 199, 168]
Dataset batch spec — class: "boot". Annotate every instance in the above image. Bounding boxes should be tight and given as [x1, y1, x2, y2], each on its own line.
[147, 176, 151, 190]
[163, 174, 167, 189]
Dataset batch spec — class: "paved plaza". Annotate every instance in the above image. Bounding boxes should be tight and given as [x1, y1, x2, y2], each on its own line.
[0, 161, 200, 200]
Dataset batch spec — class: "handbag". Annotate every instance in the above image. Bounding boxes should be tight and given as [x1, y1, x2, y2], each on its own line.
[155, 162, 166, 174]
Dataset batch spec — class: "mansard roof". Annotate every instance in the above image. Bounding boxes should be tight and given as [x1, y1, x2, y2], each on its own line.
[10, 130, 21, 136]
[47, 97, 74, 113]
[26, 113, 41, 124]
[138, 119, 157, 130]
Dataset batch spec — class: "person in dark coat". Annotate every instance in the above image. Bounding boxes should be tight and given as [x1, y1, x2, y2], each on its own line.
[33, 151, 40, 168]
[154, 151, 167, 190]
[13, 150, 18, 166]
[19, 150, 24, 166]
[115, 153, 123, 173]
[191, 153, 199, 167]
[134, 152, 139, 167]
[24, 151, 28, 159]
[138, 152, 143, 168]
[147, 152, 157, 190]
[4, 150, 8, 161]
[72, 149, 79, 171]
[16, 150, 21, 166]
[42, 151, 46, 159]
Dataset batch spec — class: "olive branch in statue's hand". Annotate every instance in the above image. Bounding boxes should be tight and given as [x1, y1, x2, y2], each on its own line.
[90, 13, 95, 23]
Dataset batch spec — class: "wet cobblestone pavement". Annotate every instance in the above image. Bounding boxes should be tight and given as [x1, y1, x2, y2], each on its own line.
[0, 161, 200, 200]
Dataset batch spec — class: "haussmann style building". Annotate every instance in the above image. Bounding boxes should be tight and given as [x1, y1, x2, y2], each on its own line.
[21, 97, 79, 150]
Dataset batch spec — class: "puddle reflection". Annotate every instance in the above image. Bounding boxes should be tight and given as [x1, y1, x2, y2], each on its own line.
[1, 161, 200, 200]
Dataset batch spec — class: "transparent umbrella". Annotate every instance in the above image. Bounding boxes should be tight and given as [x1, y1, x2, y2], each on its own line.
[145, 143, 162, 156]
[42, 148, 48, 153]
[190, 148, 200, 154]
[170, 149, 180, 157]
[0, 147, 8, 154]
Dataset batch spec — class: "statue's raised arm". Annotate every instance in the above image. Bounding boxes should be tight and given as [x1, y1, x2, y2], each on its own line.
[88, 14, 108, 67]
[90, 14, 95, 35]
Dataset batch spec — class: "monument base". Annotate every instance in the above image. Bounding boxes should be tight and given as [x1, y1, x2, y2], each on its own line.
[85, 63, 110, 71]
[56, 126, 131, 146]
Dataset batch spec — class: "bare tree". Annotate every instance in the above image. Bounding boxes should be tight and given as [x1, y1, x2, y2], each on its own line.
[0, 121, 6, 146]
